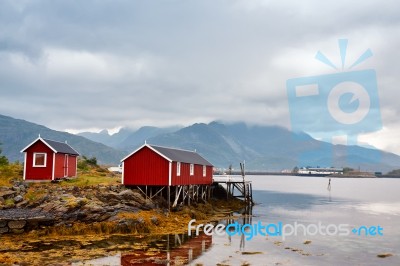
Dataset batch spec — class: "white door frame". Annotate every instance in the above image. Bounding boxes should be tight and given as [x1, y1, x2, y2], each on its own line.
[64, 154, 69, 177]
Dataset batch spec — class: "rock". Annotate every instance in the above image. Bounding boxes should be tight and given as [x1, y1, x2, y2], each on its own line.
[97, 192, 120, 205]
[0, 220, 7, 227]
[0, 190, 16, 199]
[118, 189, 135, 199]
[76, 212, 87, 220]
[19, 185, 26, 192]
[98, 186, 108, 193]
[118, 189, 147, 205]
[11, 228, 24, 234]
[0, 186, 10, 192]
[12, 186, 21, 194]
[14, 195, 24, 203]
[151, 216, 159, 225]
[16, 200, 29, 208]
[0, 227, 8, 234]
[84, 205, 105, 214]
[8, 220, 26, 229]
[0, 196, 4, 204]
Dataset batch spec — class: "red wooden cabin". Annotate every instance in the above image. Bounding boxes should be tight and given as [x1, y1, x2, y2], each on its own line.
[21, 136, 79, 181]
[121, 144, 213, 186]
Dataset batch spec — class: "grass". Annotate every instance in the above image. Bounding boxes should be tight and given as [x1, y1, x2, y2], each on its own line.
[42, 221, 126, 236]
[60, 173, 120, 188]
[25, 187, 47, 202]
[4, 198, 15, 207]
[0, 160, 119, 188]
[0, 163, 23, 186]
[40, 210, 193, 236]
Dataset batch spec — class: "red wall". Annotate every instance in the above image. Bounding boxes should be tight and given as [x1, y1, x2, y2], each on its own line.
[54, 153, 65, 178]
[53, 154, 78, 178]
[171, 162, 213, 185]
[123, 146, 169, 186]
[24, 141, 53, 180]
[68, 155, 77, 177]
[123, 146, 213, 186]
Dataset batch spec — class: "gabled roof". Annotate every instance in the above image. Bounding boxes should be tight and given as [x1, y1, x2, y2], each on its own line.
[121, 144, 213, 166]
[21, 137, 80, 156]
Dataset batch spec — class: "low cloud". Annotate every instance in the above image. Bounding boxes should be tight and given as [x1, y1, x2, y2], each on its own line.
[0, 0, 399, 154]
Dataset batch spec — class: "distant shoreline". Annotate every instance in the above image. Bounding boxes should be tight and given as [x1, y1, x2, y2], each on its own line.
[214, 171, 400, 178]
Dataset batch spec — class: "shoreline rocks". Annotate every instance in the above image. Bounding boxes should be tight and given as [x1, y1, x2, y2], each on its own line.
[0, 208, 55, 234]
[0, 182, 158, 235]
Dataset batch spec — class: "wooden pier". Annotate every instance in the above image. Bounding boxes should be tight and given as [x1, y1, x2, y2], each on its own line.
[213, 175, 254, 205]
[132, 184, 211, 209]
[132, 161, 253, 209]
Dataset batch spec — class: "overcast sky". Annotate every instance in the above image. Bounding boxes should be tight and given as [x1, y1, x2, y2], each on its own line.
[1, 0, 400, 154]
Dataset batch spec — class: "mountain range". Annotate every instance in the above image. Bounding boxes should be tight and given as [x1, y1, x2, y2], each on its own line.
[0, 114, 125, 165]
[79, 120, 400, 172]
[1, 114, 400, 172]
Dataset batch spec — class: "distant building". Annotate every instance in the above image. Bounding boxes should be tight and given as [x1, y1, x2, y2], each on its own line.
[298, 167, 343, 175]
[21, 136, 79, 181]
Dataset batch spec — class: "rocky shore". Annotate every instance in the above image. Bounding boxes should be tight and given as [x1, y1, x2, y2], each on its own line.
[0, 178, 246, 265]
[0, 179, 243, 237]
[0, 180, 168, 235]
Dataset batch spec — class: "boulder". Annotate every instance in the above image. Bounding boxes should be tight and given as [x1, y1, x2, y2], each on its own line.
[0, 196, 4, 204]
[12, 186, 21, 194]
[0, 220, 7, 227]
[8, 220, 26, 229]
[14, 195, 24, 203]
[19, 185, 26, 192]
[118, 189, 147, 205]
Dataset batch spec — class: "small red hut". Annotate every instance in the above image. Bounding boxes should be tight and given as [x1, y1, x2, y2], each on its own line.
[21, 136, 79, 181]
[121, 144, 213, 186]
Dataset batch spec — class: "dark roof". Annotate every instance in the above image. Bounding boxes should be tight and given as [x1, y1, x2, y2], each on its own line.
[42, 138, 79, 155]
[150, 145, 213, 166]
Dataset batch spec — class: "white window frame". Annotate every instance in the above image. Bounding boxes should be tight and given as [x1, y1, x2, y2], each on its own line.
[203, 165, 206, 177]
[177, 162, 181, 176]
[190, 163, 194, 176]
[33, 152, 47, 167]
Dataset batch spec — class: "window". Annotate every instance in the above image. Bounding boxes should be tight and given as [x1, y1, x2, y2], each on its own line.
[177, 162, 181, 176]
[33, 153, 47, 167]
[190, 164, 194, 176]
[203, 165, 206, 177]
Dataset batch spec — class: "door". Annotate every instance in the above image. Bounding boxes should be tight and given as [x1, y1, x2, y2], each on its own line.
[64, 154, 69, 177]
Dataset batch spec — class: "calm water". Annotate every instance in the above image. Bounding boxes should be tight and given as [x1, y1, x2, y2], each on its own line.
[83, 175, 400, 265]
[190, 175, 400, 266]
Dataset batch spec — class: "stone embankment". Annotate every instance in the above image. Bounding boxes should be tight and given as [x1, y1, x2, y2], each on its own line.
[0, 208, 54, 234]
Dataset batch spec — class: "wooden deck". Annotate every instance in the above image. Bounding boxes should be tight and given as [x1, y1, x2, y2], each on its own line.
[213, 175, 253, 205]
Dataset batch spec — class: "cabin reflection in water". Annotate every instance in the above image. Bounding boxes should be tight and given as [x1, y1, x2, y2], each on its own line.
[121, 233, 212, 265]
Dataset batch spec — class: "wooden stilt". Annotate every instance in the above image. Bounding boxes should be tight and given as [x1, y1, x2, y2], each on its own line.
[168, 186, 171, 211]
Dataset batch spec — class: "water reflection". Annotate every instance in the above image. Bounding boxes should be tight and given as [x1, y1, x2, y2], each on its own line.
[224, 204, 253, 250]
[253, 190, 350, 211]
[121, 233, 212, 265]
